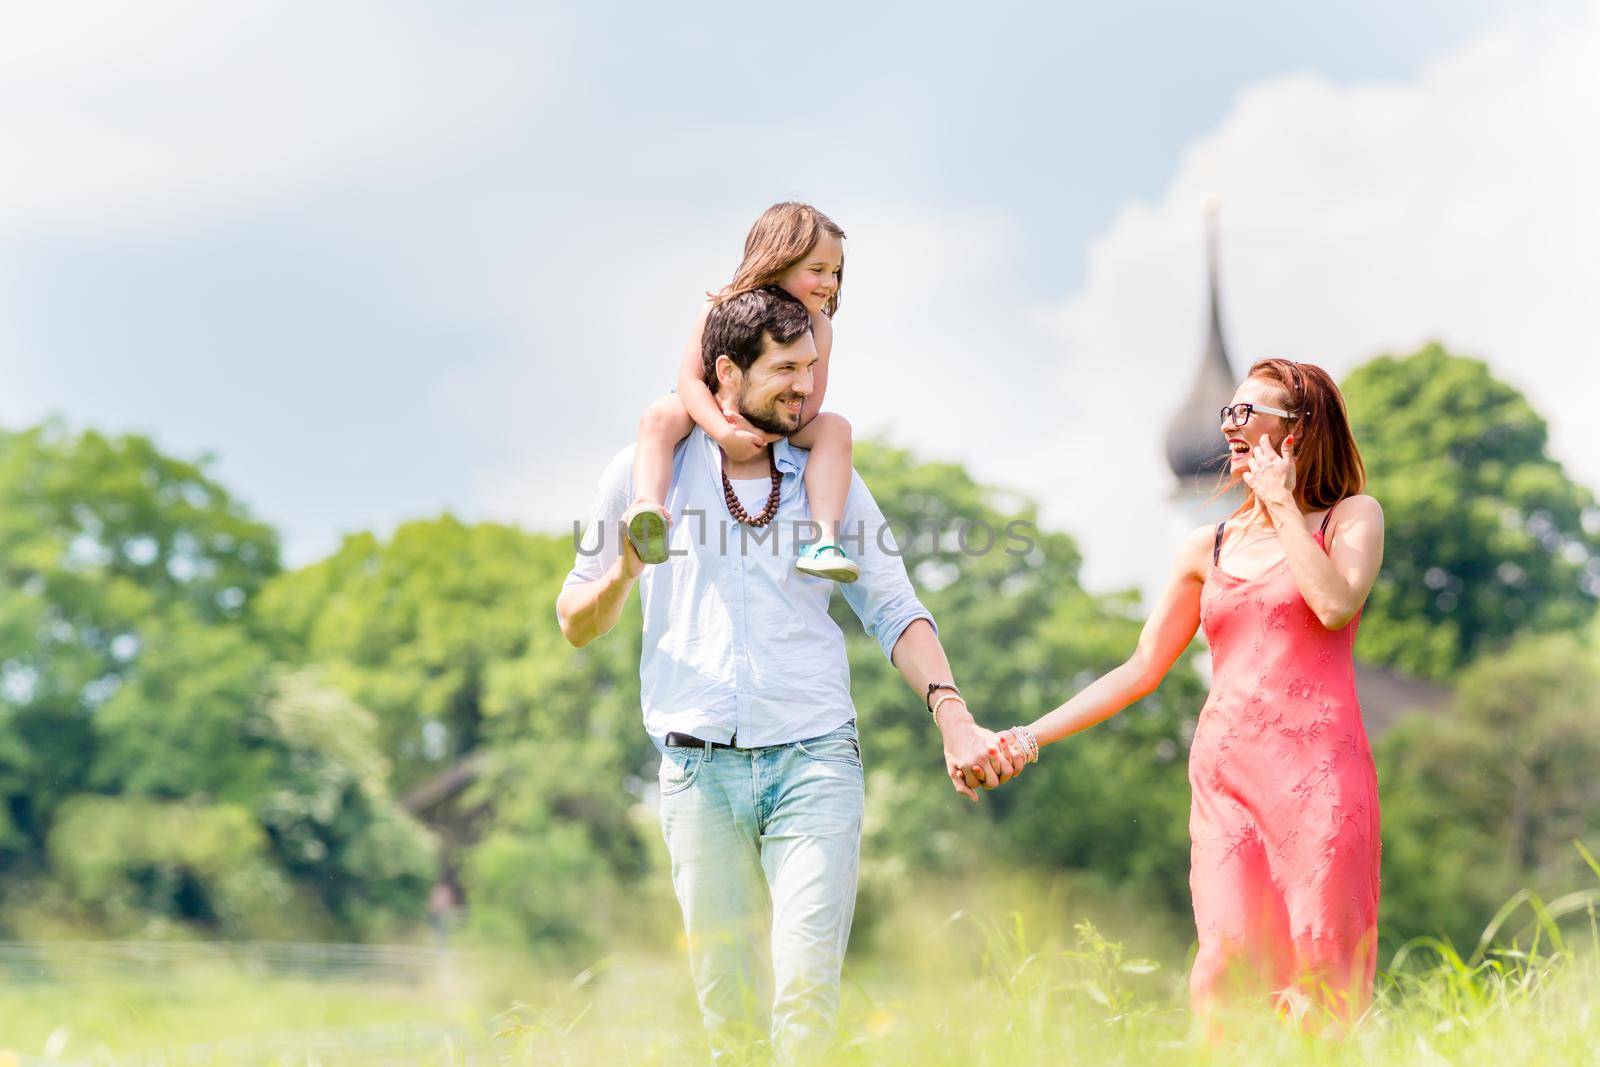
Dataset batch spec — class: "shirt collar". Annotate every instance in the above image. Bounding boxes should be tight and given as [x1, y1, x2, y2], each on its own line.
[773, 437, 805, 477]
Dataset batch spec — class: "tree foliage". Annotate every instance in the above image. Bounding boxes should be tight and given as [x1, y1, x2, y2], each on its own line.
[1376, 623, 1600, 947]
[252, 517, 562, 791]
[1342, 345, 1600, 678]
[254, 515, 658, 951]
[0, 423, 280, 855]
[0, 424, 433, 939]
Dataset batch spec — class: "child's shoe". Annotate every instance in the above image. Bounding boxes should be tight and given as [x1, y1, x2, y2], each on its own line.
[622, 502, 671, 565]
[795, 543, 860, 583]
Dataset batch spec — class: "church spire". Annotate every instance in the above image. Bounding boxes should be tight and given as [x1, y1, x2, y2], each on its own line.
[1164, 202, 1238, 482]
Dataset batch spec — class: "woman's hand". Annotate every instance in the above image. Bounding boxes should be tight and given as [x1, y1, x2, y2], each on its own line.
[995, 730, 1030, 777]
[944, 724, 1016, 800]
[1244, 433, 1298, 513]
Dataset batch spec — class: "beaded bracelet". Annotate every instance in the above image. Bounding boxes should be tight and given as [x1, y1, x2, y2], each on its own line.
[1006, 725, 1040, 764]
[930, 692, 967, 728]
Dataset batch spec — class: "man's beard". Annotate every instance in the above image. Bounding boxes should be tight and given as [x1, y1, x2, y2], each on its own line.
[733, 385, 803, 437]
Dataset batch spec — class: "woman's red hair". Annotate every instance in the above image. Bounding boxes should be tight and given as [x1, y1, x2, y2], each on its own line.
[1231, 359, 1366, 517]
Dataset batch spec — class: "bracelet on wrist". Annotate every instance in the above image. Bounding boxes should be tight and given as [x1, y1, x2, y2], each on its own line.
[1006, 725, 1040, 764]
[926, 681, 961, 728]
[930, 692, 967, 728]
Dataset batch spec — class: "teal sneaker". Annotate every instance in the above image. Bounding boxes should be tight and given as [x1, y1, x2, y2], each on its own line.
[796, 543, 860, 583]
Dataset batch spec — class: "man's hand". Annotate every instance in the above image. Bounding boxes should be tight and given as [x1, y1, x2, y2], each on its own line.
[556, 515, 648, 648]
[884, 621, 1019, 803]
[618, 520, 647, 581]
[939, 711, 1018, 801]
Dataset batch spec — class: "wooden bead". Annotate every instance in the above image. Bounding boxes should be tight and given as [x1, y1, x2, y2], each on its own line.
[721, 452, 782, 527]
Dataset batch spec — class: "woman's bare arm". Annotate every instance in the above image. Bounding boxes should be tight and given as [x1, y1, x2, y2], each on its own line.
[1247, 437, 1385, 630]
[1026, 525, 1212, 746]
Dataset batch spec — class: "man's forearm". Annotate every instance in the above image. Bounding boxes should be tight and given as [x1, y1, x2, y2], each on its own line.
[889, 618, 975, 738]
[890, 617, 1016, 798]
[557, 556, 640, 647]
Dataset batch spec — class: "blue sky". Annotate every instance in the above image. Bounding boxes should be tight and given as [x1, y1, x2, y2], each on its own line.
[5, 0, 1594, 593]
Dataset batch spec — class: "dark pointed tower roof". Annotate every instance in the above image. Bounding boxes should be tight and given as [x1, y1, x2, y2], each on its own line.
[1165, 204, 1238, 481]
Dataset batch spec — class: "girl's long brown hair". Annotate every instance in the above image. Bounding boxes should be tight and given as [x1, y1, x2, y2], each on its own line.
[717, 202, 845, 317]
[1231, 358, 1366, 518]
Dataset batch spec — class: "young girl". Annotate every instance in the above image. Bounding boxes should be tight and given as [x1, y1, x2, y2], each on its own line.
[620, 202, 860, 583]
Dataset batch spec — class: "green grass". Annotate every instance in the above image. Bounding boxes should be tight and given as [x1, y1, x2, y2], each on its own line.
[3, 862, 1597, 1065]
[498, 870, 1600, 1066]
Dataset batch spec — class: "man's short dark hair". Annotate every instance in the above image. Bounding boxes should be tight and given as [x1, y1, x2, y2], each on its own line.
[701, 286, 812, 393]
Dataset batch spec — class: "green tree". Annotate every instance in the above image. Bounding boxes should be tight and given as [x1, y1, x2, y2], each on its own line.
[254, 516, 658, 951]
[1376, 624, 1600, 948]
[252, 517, 558, 791]
[0, 422, 434, 939]
[254, 670, 439, 938]
[0, 422, 279, 859]
[1342, 345, 1600, 678]
[461, 528, 656, 951]
[44, 797, 298, 939]
[82, 616, 437, 938]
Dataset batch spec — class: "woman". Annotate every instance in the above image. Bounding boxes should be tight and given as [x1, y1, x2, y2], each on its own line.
[1000, 359, 1385, 1028]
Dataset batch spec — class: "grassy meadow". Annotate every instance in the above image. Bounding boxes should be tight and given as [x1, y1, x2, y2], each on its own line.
[2, 865, 1596, 1066]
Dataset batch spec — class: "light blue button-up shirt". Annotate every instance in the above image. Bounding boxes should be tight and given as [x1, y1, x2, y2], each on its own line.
[562, 428, 935, 749]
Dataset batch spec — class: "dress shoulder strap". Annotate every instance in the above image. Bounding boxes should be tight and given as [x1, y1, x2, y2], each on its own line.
[1318, 502, 1338, 546]
[1213, 521, 1227, 566]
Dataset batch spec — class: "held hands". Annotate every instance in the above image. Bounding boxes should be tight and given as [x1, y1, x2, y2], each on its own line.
[1242, 433, 1297, 513]
[940, 709, 1030, 802]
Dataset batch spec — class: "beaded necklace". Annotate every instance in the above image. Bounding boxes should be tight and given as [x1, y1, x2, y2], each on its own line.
[721, 451, 782, 527]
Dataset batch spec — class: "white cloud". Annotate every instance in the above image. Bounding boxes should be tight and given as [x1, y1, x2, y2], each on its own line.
[1033, 7, 1600, 594]
[0, 1, 543, 236]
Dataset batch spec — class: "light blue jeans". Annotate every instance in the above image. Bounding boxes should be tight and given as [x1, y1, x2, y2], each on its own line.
[658, 720, 865, 1065]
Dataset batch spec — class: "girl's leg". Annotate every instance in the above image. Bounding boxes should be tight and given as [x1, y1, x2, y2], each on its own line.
[634, 393, 695, 506]
[625, 394, 694, 565]
[789, 413, 859, 582]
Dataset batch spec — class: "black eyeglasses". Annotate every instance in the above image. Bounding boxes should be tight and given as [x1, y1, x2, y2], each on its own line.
[1219, 402, 1300, 428]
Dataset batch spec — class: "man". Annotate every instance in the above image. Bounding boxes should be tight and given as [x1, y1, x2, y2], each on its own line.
[557, 286, 1018, 1062]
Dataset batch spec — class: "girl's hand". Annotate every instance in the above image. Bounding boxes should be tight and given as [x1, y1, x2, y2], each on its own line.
[717, 408, 782, 461]
[1243, 434, 1297, 512]
[717, 426, 763, 462]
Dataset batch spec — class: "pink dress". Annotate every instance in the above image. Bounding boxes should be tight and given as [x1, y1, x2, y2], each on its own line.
[1189, 514, 1380, 1023]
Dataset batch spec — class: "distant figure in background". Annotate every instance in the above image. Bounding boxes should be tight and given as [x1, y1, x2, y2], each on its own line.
[999, 359, 1385, 1032]
[622, 201, 863, 585]
[557, 286, 1019, 1062]
[427, 878, 460, 944]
